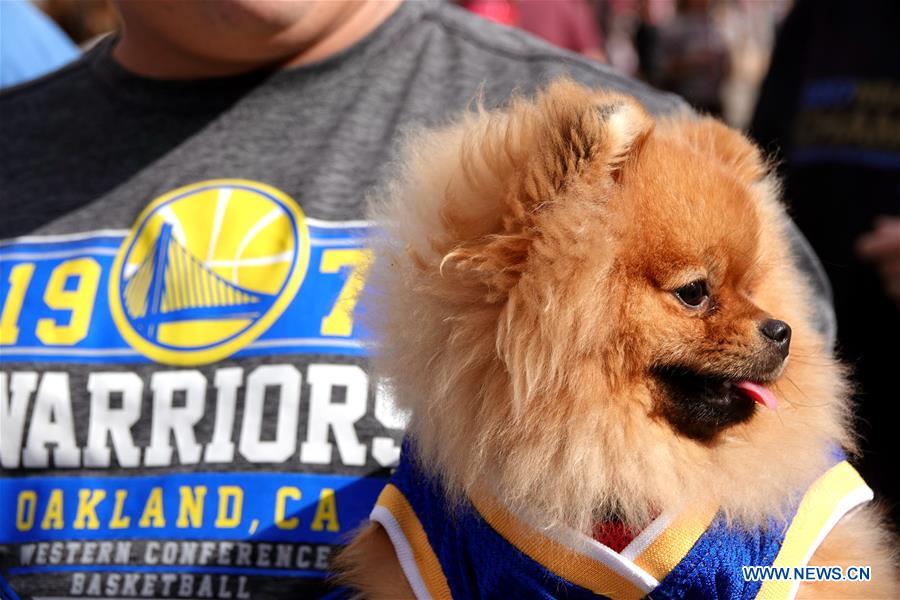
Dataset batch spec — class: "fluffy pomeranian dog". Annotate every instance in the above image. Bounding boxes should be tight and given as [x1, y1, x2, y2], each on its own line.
[335, 79, 897, 599]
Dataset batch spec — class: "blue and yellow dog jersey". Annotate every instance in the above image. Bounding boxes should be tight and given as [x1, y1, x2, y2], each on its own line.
[370, 442, 872, 599]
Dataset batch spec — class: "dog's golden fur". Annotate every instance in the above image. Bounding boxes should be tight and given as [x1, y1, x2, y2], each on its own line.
[335, 79, 897, 597]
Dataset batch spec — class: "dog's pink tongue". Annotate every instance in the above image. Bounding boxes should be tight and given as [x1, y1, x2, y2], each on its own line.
[735, 381, 778, 411]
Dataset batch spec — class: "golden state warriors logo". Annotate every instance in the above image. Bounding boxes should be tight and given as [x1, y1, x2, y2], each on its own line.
[109, 179, 310, 366]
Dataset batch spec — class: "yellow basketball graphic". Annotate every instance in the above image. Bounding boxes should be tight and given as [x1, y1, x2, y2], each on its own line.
[109, 179, 310, 365]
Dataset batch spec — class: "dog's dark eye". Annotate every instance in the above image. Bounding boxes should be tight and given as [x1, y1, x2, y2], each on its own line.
[674, 280, 709, 308]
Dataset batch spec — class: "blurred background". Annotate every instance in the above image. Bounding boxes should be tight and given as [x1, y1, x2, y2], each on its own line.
[3, 0, 898, 525]
[463, 0, 792, 129]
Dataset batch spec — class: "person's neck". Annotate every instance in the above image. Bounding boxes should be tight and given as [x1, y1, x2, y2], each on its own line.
[281, 0, 403, 69]
[113, 0, 403, 80]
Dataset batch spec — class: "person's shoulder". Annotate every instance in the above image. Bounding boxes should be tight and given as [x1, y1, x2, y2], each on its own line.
[419, 2, 686, 115]
[0, 53, 93, 109]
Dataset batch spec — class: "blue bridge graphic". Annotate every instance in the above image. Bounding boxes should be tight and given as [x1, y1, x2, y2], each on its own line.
[123, 223, 276, 341]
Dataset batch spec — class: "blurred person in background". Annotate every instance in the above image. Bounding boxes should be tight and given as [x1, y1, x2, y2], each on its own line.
[600, 1, 641, 78]
[0, 0, 78, 88]
[462, 0, 606, 61]
[516, 0, 606, 61]
[751, 0, 900, 529]
[713, 0, 791, 128]
[634, 0, 674, 84]
[656, 0, 729, 115]
[0, 1, 691, 597]
[462, 0, 518, 26]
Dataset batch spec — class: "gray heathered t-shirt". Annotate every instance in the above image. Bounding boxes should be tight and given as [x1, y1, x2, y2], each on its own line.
[0, 2, 832, 598]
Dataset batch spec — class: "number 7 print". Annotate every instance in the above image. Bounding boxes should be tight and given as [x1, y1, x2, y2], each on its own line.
[319, 249, 372, 337]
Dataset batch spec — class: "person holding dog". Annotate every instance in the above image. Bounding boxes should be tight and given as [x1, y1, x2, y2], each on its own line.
[0, 1, 835, 598]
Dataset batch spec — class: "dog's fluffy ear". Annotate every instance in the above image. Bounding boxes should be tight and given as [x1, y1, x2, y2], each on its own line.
[587, 92, 655, 181]
[520, 80, 654, 201]
[435, 80, 652, 297]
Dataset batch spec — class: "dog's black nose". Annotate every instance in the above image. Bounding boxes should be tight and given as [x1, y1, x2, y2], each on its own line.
[760, 319, 791, 356]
